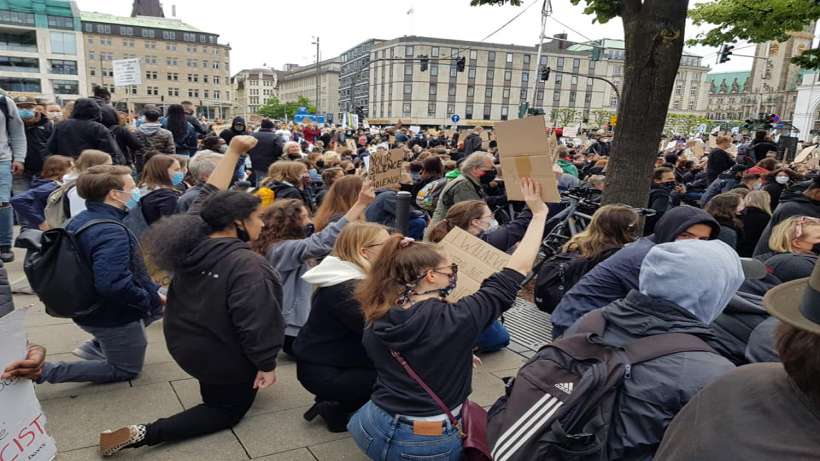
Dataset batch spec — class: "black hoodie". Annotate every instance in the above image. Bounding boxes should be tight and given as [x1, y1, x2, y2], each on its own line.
[163, 238, 285, 384]
[551, 205, 720, 337]
[363, 269, 525, 416]
[46, 98, 122, 160]
[219, 116, 249, 145]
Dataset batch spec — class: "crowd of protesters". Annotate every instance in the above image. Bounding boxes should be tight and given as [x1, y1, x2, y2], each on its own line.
[0, 87, 818, 461]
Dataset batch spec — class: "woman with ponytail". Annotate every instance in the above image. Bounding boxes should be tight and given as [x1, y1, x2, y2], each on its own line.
[98, 136, 285, 457]
[348, 178, 549, 461]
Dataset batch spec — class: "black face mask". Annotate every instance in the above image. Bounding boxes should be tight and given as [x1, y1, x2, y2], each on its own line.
[813, 243, 820, 255]
[659, 182, 676, 191]
[480, 170, 497, 184]
[235, 222, 250, 242]
[304, 223, 315, 237]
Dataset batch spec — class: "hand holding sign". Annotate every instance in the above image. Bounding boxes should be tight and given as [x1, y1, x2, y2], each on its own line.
[2, 344, 46, 380]
[521, 178, 548, 216]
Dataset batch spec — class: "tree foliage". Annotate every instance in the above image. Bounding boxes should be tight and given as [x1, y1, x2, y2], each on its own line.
[689, 0, 820, 69]
[664, 113, 711, 136]
[256, 96, 316, 120]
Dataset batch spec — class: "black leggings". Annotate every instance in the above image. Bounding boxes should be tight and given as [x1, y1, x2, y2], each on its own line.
[142, 380, 256, 446]
[297, 362, 376, 413]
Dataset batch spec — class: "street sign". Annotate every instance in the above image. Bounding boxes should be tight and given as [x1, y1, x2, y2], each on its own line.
[112, 58, 142, 87]
[451, 114, 461, 124]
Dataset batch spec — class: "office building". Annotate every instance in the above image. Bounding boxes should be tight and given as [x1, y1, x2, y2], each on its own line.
[277, 58, 341, 117]
[339, 38, 384, 116]
[232, 67, 277, 120]
[364, 35, 710, 127]
[0, 0, 87, 102]
[80, 1, 232, 118]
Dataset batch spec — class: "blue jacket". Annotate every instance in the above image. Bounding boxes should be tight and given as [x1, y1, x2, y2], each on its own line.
[66, 201, 160, 327]
[10, 177, 59, 229]
[551, 206, 720, 338]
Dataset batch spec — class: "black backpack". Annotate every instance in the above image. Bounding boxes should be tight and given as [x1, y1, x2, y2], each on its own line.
[534, 248, 618, 314]
[24, 219, 129, 318]
[486, 311, 714, 461]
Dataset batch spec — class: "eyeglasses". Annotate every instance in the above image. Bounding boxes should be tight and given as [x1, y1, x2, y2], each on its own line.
[432, 263, 458, 276]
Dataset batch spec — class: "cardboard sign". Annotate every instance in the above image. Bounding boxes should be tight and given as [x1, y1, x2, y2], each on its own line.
[495, 116, 560, 203]
[0, 310, 58, 461]
[440, 227, 510, 302]
[563, 126, 578, 138]
[795, 145, 818, 164]
[369, 148, 404, 188]
[345, 139, 357, 151]
[388, 135, 396, 146]
[708, 135, 718, 149]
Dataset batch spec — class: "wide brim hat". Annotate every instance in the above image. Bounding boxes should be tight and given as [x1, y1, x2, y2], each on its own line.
[763, 259, 820, 335]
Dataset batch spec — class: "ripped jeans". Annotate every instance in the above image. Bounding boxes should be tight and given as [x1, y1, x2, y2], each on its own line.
[0, 161, 14, 247]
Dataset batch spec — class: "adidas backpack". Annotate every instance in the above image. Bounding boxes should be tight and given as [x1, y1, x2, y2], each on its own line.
[486, 311, 714, 461]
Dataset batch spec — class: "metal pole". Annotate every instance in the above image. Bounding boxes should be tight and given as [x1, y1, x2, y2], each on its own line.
[314, 37, 320, 114]
[531, 0, 551, 105]
[395, 191, 411, 235]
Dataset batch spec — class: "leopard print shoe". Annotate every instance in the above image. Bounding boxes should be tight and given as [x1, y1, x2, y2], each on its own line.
[99, 424, 146, 456]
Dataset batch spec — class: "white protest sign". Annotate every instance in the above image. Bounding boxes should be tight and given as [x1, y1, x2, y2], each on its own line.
[440, 227, 510, 302]
[794, 145, 818, 164]
[0, 310, 57, 461]
[112, 58, 142, 87]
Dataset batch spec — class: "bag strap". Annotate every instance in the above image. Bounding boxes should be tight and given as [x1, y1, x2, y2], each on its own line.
[74, 218, 129, 236]
[571, 310, 606, 336]
[624, 332, 715, 365]
[390, 351, 461, 429]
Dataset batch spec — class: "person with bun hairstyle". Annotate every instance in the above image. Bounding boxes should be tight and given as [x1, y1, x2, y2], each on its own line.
[97, 136, 283, 457]
[348, 179, 548, 461]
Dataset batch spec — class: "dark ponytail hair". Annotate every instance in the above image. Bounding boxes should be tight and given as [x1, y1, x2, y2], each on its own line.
[143, 191, 261, 271]
[355, 235, 444, 323]
[427, 200, 487, 243]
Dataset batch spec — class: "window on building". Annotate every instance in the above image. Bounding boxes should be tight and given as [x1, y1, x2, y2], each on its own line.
[431, 46, 439, 57]
[429, 83, 437, 95]
[520, 88, 527, 100]
[46, 59, 76, 75]
[404, 83, 412, 95]
[485, 87, 493, 98]
[184, 32, 196, 42]
[506, 52, 513, 63]
[465, 104, 473, 119]
[488, 51, 496, 62]
[403, 102, 411, 115]
[214, 90, 220, 99]
[501, 106, 509, 120]
[556, 57, 565, 69]
[47, 15, 74, 30]
[483, 105, 492, 120]
[468, 68, 476, 79]
[449, 65, 457, 78]
[163, 31, 176, 40]
[50, 31, 76, 55]
[0, 77, 40, 92]
[503, 88, 510, 99]
[166, 43, 177, 51]
[51, 79, 78, 95]
[120, 27, 134, 37]
[470, 50, 477, 60]
[142, 29, 155, 38]
[569, 92, 577, 106]
[167, 57, 177, 66]
[467, 86, 475, 97]
[447, 103, 455, 114]
[537, 89, 544, 101]
[0, 30, 37, 53]
[428, 102, 436, 116]
[585, 92, 592, 104]
[0, 11, 35, 26]
[522, 71, 529, 82]
[95, 24, 111, 34]
[448, 85, 456, 96]
[213, 76, 220, 84]
[0, 56, 38, 73]
[430, 64, 438, 76]
[540, 55, 547, 65]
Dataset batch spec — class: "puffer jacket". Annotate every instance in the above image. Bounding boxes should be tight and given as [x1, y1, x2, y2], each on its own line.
[134, 122, 175, 171]
[567, 291, 735, 460]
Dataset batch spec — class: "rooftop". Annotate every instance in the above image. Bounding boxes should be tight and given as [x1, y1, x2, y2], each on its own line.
[80, 11, 205, 33]
[567, 38, 703, 59]
[706, 70, 751, 90]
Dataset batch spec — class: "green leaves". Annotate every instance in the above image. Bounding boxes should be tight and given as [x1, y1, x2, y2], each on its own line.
[256, 96, 317, 120]
[688, 0, 820, 55]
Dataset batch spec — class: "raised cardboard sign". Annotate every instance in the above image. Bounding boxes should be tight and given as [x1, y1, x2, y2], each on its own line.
[495, 116, 560, 202]
[795, 145, 818, 164]
[440, 227, 510, 302]
[0, 310, 58, 461]
[369, 148, 404, 188]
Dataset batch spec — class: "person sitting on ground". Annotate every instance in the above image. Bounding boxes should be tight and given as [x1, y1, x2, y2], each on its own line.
[753, 176, 820, 256]
[259, 161, 313, 210]
[706, 135, 736, 183]
[313, 175, 364, 232]
[252, 185, 375, 355]
[551, 205, 720, 338]
[738, 190, 772, 257]
[656, 260, 820, 460]
[348, 179, 548, 461]
[760, 216, 820, 283]
[314, 167, 344, 207]
[705, 192, 744, 251]
[98, 135, 284, 457]
[176, 153, 221, 213]
[763, 168, 802, 210]
[295, 223, 390, 433]
[11, 155, 73, 230]
[645, 166, 682, 235]
[564, 239, 742, 460]
[431, 151, 495, 224]
[137, 154, 184, 225]
[36, 165, 162, 386]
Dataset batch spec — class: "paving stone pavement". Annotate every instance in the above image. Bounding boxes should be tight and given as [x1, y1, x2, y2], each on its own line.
[6, 247, 547, 460]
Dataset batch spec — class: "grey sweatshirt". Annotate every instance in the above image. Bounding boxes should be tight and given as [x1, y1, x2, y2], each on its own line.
[0, 96, 27, 163]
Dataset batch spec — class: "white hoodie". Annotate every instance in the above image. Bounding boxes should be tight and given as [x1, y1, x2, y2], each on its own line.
[301, 255, 365, 288]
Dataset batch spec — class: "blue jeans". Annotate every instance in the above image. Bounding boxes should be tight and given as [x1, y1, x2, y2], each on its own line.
[0, 161, 13, 247]
[477, 319, 510, 353]
[39, 320, 147, 384]
[348, 401, 463, 461]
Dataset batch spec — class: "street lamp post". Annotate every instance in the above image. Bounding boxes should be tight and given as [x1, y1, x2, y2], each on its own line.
[312, 36, 320, 114]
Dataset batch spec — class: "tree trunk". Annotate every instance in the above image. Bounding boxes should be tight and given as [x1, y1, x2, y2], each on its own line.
[601, 0, 688, 208]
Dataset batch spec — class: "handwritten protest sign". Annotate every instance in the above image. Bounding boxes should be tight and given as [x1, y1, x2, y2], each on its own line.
[440, 227, 510, 302]
[0, 310, 57, 461]
[369, 148, 404, 188]
[495, 116, 560, 202]
[795, 145, 817, 164]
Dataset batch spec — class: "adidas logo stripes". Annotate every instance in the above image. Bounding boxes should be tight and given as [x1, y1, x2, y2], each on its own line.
[554, 382, 574, 394]
[491, 393, 564, 461]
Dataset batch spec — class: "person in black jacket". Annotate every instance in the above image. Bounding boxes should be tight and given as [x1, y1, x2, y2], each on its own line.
[219, 116, 249, 145]
[645, 166, 682, 236]
[706, 135, 736, 183]
[764, 168, 802, 210]
[462, 126, 483, 156]
[16, 97, 53, 188]
[46, 98, 121, 160]
[111, 111, 142, 168]
[295, 222, 390, 432]
[249, 119, 283, 184]
[738, 190, 772, 257]
[98, 135, 284, 457]
[751, 131, 779, 163]
[347, 179, 547, 461]
[92, 85, 119, 129]
[262, 160, 313, 210]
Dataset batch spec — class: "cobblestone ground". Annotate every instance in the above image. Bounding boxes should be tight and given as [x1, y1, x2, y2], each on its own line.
[9, 247, 551, 460]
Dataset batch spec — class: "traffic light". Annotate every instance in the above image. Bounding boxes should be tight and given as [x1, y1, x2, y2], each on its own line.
[719, 44, 734, 64]
[456, 57, 466, 72]
[540, 65, 550, 81]
[420, 55, 429, 72]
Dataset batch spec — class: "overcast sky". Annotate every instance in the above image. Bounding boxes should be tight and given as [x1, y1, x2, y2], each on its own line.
[77, 0, 762, 75]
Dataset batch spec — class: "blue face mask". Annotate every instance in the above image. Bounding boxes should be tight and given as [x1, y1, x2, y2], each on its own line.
[19, 109, 34, 120]
[171, 171, 185, 186]
[125, 188, 141, 209]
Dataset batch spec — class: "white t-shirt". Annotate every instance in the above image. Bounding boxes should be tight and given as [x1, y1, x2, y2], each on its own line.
[68, 186, 86, 217]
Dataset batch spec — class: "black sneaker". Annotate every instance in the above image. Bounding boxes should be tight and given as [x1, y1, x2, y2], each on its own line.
[0, 246, 13, 263]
